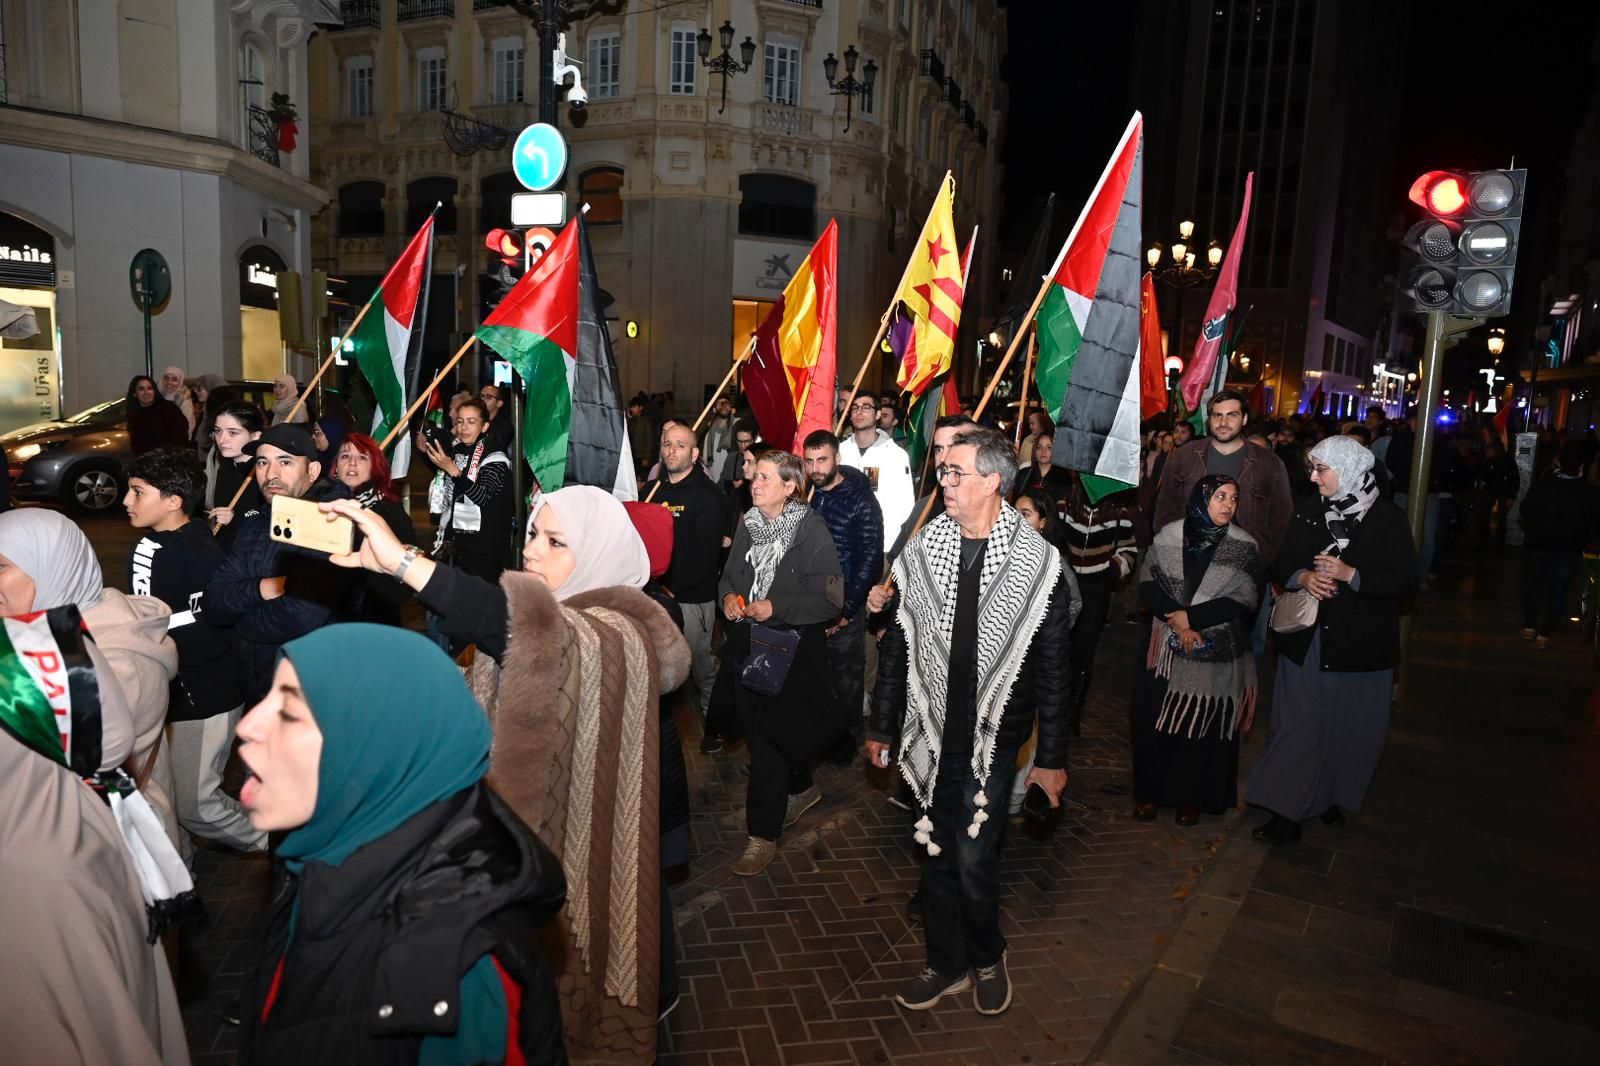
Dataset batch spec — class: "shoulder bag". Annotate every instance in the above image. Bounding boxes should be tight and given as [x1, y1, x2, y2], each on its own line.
[739, 622, 800, 697]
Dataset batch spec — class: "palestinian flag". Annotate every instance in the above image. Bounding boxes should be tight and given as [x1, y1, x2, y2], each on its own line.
[1179, 172, 1254, 412]
[1035, 112, 1144, 502]
[350, 215, 434, 477]
[744, 220, 838, 452]
[0, 606, 102, 776]
[568, 216, 636, 499]
[475, 220, 580, 494]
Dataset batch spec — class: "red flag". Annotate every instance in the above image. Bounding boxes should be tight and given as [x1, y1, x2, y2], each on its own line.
[1179, 173, 1254, 411]
[743, 222, 838, 452]
[1139, 272, 1168, 418]
[1303, 381, 1324, 415]
[1493, 399, 1513, 443]
[1248, 380, 1266, 416]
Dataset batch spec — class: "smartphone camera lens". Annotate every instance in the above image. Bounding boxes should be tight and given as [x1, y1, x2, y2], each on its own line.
[272, 524, 282, 536]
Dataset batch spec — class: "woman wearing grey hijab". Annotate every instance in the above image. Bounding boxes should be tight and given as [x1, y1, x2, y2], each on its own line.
[1248, 435, 1419, 843]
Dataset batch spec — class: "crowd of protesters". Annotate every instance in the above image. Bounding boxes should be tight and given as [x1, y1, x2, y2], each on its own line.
[9, 356, 1600, 1066]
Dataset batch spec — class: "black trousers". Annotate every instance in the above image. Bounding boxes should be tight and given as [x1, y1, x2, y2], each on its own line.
[730, 622, 831, 841]
[922, 744, 1021, 976]
[1068, 570, 1114, 716]
[825, 612, 868, 743]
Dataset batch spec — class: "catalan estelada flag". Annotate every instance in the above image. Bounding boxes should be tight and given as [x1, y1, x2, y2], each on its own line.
[744, 220, 838, 452]
[903, 234, 975, 473]
[891, 174, 964, 397]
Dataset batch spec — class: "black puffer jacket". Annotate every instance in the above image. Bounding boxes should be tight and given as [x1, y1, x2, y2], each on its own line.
[811, 467, 884, 620]
[867, 570, 1076, 771]
[204, 479, 357, 701]
[239, 783, 567, 1066]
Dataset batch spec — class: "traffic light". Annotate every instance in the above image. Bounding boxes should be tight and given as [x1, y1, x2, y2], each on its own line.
[485, 228, 526, 294]
[1401, 168, 1525, 317]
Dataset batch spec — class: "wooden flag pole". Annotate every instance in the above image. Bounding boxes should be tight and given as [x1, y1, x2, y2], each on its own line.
[378, 334, 476, 451]
[280, 296, 375, 427]
[643, 337, 754, 503]
[1013, 330, 1038, 447]
[834, 171, 954, 437]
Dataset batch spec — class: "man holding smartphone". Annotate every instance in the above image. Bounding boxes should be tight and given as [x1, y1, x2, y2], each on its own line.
[205, 423, 355, 702]
[865, 427, 1077, 1018]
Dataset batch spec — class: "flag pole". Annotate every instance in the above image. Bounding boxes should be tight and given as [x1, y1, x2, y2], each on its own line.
[378, 335, 476, 451]
[1013, 328, 1038, 447]
[834, 171, 954, 436]
[643, 337, 754, 503]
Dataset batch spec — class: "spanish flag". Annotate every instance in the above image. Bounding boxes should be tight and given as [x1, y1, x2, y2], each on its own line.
[892, 174, 964, 397]
[744, 220, 838, 452]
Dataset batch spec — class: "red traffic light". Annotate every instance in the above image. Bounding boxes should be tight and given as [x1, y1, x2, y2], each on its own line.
[485, 228, 523, 264]
[1409, 171, 1468, 215]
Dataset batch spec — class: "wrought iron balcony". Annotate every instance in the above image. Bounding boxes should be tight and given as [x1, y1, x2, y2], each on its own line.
[946, 78, 961, 110]
[775, 0, 823, 7]
[246, 106, 281, 167]
[473, 0, 511, 9]
[919, 49, 944, 86]
[399, 0, 454, 21]
[338, 0, 380, 29]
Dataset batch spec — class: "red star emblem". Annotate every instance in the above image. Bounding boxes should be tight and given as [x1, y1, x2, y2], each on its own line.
[926, 235, 950, 265]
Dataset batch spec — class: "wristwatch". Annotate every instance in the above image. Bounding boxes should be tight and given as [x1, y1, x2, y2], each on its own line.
[391, 545, 424, 583]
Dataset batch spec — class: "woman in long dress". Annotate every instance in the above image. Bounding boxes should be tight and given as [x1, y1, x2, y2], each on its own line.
[1248, 435, 1418, 843]
[1131, 475, 1261, 825]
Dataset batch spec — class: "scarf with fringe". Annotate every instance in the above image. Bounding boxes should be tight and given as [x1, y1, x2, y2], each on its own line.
[742, 499, 808, 601]
[1141, 521, 1260, 740]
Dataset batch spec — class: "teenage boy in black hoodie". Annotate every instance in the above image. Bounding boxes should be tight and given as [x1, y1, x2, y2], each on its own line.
[124, 447, 266, 853]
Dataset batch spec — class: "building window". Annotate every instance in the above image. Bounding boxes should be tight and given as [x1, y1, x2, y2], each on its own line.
[580, 167, 625, 225]
[242, 42, 267, 111]
[337, 181, 386, 237]
[417, 46, 447, 111]
[763, 42, 800, 106]
[588, 30, 620, 100]
[738, 174, 815, 240]
[491, 38, 524, 104]
[669, 26, 697, 95]
[408, 176, 457, 234]
[346, 56, 374, 117]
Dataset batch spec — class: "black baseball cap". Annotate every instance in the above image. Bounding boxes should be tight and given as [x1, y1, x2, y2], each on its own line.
[242, 423, 317, 459]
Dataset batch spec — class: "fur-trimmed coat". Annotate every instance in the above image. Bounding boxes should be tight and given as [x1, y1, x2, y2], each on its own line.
[420, 566, 690, 1066]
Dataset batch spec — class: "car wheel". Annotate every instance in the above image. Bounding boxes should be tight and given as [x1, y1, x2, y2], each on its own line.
[62, 463, 123, 513]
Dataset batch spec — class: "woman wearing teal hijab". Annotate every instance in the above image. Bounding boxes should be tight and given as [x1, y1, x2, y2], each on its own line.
[234, 623, 568, 1065]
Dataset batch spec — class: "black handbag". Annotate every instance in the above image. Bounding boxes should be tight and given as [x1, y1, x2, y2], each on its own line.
[739, 622, 800, 697]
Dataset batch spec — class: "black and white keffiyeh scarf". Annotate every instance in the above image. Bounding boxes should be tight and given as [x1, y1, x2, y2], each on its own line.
[892, 503, 1064, 854]
[1308, 435, 1380, 553]
[1142, 522, 1260, 740]
[743, 499, 808, 600]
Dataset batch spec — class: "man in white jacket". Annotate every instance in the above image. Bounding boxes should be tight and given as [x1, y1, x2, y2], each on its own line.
[838, 390, 916, 554]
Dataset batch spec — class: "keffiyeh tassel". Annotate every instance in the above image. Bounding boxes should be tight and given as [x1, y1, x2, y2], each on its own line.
[102, 771, 204, 943]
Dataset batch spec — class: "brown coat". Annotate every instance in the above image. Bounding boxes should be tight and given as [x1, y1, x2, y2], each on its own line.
[469, 574, 690, 1066]
[1154, 438, 1295, 563]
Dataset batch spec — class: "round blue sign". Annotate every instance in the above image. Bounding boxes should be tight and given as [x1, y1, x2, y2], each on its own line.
[512, 123, 568, 193]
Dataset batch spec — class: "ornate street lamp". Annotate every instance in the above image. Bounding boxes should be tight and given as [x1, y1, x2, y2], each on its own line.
[698, 20, 756, 114]
[1487, 328, 1506, 356]
[823, 45, 877, 134]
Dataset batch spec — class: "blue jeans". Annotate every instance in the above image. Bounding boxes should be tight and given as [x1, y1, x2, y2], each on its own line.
[922, 744, 1021, 976]
[1524, 549, 1580, 636]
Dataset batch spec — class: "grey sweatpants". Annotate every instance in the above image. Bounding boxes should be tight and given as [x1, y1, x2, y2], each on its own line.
[168, 708, 267, 853]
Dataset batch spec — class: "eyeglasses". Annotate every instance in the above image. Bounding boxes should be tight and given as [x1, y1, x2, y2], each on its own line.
[935, 464, 976, 485]
[850, 401, 879, 412]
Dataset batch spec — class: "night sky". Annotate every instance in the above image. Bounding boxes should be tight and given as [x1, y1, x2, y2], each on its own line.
[1000, 2, 1600, 288]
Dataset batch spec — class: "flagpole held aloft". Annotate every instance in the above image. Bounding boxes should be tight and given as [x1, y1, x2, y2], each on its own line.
[643, 336, 755, 504]
[378, 335, 477, 451]
[1014, 329, 1038, 447]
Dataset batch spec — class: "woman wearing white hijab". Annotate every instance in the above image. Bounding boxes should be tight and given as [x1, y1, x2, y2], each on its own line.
[159, 364, 196, 436]
[1247, 435, 1419, 844]
[270, 372, 309, 424]
[322, 485, 691, 1065]
[0, 509, 182, 847]
[0, 606, 190, 1065]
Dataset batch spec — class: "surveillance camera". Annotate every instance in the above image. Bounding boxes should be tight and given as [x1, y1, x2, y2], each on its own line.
[567, 85, 587, 110]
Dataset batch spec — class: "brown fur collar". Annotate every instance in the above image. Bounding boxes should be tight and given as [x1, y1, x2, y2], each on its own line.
[499, 573, 691, 694]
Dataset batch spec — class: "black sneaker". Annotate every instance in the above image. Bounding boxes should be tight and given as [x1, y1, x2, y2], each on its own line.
[973, 952, 1012, 1015]
[905, 890, 922, 925]
[698, 731, 724, 754]
[893, 967, 971, 1011]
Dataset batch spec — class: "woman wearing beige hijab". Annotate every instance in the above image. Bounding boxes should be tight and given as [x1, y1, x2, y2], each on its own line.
[270, 373, 309, 424]
[0, 608, 190, 1065]
[0, 509, 182, 848]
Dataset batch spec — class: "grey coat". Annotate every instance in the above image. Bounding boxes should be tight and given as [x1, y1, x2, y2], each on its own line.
[719, 508, 844, 626]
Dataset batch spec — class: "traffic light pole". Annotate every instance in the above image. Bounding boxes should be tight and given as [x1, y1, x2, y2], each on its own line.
[1404, 311, 1482, 550]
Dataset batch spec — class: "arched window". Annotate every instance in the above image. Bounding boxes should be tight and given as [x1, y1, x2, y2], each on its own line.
[337, 181, 386, 237]
[407, 176, 458, 234]
[479, 172, 520, 231]
[579, 167, 624, 225]
[738, 174, 815, 239]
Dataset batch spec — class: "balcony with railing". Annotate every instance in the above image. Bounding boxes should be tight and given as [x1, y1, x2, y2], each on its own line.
[772, 0, 823, 7]
[919, 49, 944, 86]
[399, 0, 453, 21]
[946, 79, 961, 111]
[757, 104, 814, 136]
[337, 0, 380, 29]
[246, 105, 282, 167]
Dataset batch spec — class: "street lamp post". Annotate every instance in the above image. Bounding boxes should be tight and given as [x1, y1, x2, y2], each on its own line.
[1147, 219, 1224, 424]
[698, 20, 756, 114]
[823, 45, 877, 134]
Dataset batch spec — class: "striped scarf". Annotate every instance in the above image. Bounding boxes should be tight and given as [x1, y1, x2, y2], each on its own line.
[742, 499, 808, 601]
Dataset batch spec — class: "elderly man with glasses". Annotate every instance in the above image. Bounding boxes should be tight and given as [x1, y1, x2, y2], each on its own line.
[865, 427, 1079, 1017]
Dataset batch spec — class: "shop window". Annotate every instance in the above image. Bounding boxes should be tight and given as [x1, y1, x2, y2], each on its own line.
[579, 167, 624, 225]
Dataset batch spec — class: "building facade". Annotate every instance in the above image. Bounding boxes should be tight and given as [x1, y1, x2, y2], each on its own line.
[307, 0, 1005, 405]
[1134, 0, 1409, 419]
[0, 0, 335, 432]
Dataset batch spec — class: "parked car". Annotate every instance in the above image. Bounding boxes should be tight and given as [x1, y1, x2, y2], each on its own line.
[3, 380, 338, 513]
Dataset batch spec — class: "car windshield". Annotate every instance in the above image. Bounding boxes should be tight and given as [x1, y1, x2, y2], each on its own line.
[64, 398, 129, 426]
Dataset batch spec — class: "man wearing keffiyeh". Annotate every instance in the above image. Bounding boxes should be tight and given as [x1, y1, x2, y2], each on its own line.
[866, 427, 1079, 1017]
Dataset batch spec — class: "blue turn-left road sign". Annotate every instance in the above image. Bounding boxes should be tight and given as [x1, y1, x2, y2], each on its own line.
[512, 123, 568, 193]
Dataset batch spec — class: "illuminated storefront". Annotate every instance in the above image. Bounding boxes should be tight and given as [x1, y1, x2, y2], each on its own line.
[0, 214, 62, 434]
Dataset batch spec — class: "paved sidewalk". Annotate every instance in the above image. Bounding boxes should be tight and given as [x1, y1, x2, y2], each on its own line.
[1091, 557, 1600, 1066]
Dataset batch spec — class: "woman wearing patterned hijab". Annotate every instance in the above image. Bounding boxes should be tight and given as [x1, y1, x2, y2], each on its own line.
[1130, 476, 1262, 827]
[1248, 434, 1419, 844]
